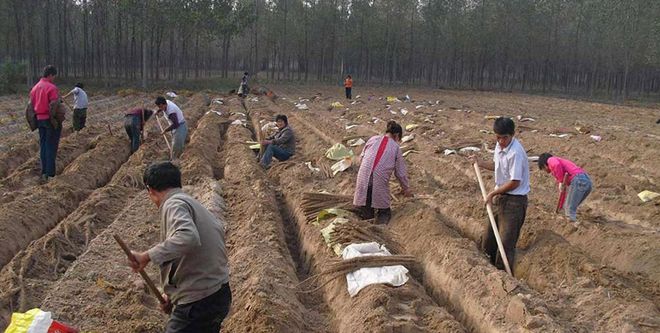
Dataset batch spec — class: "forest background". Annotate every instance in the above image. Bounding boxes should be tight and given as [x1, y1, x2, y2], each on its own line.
[0, 0, 658, 102]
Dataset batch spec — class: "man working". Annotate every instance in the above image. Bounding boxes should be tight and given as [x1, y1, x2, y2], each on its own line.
[29, 65, 62, 182]
[124, 107, 155, 153]
[155, 97, 187, 159]
[62, 83, 88, 131]
[126, 162, 231, 332]
[260, 114, 295, 168]
[470, 117, 530, 273]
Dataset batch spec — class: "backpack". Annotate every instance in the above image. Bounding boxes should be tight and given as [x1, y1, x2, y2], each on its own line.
[25, 101, 37, 131]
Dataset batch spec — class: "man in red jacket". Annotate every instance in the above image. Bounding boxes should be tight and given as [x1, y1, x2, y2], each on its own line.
[29, 65, 61, 182]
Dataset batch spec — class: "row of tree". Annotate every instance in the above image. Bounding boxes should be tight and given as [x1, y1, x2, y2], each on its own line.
[0, 0, 658, 99]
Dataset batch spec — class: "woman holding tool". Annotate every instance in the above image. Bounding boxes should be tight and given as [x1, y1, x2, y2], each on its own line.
[538, 153, 592, 223]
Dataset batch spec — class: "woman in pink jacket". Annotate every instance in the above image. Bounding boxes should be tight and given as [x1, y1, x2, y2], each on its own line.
[538, 153, 593, 223]
[353, 121, 412, 224]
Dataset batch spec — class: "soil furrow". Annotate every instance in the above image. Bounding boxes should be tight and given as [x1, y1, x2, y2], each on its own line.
[288, 91, 660, 286]
[254, 103, 467, 332]
[222, 119, 332, 332]
[0, 134, 132, 269]
[271, 89, 660, 332]
[271, 96, 564, 332]
[0, 125, 109, 203]
[0, 95, 210, 330]
[38, 100, 229, 332]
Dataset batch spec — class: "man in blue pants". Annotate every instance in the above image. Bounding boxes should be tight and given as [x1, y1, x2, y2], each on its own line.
[260, 114, 295, 168]
[30, 65, 62, 182]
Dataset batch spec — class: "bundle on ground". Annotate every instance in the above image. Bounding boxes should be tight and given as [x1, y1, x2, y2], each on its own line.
[329, 221, 404, 254]
[301, 192, 353, 222]
[298, 255, 417, 293]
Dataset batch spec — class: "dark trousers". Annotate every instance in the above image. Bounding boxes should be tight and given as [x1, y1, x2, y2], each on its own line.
[345, 87, 352, 99]
[73, 108, 87, 131]
[357, 174, 391, 224]
[166, 283, 232, 333]
[37, 119, 62, 177]
[124, 115, 141, 153]
[481, 194, 527, 272]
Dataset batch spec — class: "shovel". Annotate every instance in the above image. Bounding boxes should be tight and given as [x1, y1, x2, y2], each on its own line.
[473, 163, 513, 276]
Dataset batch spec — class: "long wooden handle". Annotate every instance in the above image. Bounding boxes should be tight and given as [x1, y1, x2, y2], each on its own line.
[155, 114, 173, 154]
[473, 163, 513, 276]
[556, 173, 569, 214]
[113, 234, 166, 303]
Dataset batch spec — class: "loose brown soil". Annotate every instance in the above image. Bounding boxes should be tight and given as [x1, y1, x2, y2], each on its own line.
[0, 87, 657, 332]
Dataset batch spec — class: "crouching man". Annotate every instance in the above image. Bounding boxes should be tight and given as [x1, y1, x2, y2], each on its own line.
[126, 161, 231, 332]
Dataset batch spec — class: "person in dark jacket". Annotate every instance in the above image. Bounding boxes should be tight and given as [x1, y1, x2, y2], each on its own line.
[124, 108, 154, 153]
[260, 114, 295, 168]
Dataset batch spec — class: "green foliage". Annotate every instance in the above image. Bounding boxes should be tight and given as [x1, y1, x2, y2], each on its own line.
[0, 61, 27, 94]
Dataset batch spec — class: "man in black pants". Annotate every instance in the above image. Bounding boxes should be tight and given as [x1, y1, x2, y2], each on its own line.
[470, 117, 530, 273]
[126, 162, 232, 332]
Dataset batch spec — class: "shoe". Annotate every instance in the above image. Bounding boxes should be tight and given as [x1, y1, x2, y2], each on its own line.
[39, 175, 50, 184]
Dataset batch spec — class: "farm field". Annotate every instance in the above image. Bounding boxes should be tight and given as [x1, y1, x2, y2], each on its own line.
[0, 85, 658, 332]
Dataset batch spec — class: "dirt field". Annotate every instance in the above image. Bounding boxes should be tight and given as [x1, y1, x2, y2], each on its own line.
[0, 85, 658, 332]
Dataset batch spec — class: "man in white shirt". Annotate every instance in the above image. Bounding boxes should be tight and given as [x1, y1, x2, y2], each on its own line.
[470, 117, 530, 273]
[62, 82, 88, 131]
[155, 96, 187, 159]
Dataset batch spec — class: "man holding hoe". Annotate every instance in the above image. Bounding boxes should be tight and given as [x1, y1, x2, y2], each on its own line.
[125, 162, 231, 332]
[470, 117, 530, 273]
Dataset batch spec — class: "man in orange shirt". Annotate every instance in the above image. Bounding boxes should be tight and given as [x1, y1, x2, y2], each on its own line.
[29, 65, 61, 182]
[344, 75, 353, 99]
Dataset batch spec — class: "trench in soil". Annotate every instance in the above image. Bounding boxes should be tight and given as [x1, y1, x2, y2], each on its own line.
[248, 102, 468, 332]
[0, 95, 208, 330]
[223, 104, 334, 332]
[268, 88, 660, 332]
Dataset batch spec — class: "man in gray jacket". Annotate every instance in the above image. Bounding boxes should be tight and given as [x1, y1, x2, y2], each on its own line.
[127, 161, 231, 333]
[260, 114, 295, 168]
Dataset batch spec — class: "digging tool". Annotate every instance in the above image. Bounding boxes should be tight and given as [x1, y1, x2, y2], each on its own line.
[155, 113, 173, 158]
[61, 100, 73, 111]
[556, 173, 569, 214]
[473, 162, 513, 276]
[113, 234, 166, 304]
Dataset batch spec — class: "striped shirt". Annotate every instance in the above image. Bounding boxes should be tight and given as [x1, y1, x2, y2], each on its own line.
[353, 135, 410, 209]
